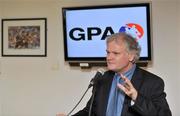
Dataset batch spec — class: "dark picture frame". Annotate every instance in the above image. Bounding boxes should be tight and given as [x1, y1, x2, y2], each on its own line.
[1, 18, 47, 57]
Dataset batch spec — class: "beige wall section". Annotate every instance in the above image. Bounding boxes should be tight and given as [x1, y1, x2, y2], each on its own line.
[0, 0, 180, 116]
[178, 1, 180, 84]
[146, 1, 180, 116]
[178, 1, 180, 78]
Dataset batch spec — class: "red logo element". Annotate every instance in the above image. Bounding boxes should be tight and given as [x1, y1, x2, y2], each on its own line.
[126, 23, 144, 39]
[119, 23, 144, 40]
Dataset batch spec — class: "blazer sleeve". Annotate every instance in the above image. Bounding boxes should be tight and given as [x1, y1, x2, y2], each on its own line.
[131, 77, 172, 116]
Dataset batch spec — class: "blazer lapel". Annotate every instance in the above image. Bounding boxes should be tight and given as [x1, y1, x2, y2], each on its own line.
[131, 67, 144, 91]
[100, 71, 114, 115]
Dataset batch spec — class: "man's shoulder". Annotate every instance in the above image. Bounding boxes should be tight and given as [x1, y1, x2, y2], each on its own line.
[102, 70, 114, 75]
[135, 66, 164, 83]
[101, 70, 115, 80]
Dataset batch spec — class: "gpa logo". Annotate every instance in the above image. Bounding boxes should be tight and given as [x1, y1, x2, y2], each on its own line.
[119, 23, 144, 40]
[68, 23, 144, 41]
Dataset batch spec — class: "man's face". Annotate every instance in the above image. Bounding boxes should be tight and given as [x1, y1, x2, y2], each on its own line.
[106, 40, 134, 73]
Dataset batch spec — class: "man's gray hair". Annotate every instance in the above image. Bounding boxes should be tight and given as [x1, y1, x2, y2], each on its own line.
[106, 32, 141, 63]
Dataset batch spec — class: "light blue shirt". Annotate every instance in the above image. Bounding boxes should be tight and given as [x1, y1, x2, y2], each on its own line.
[106, 64, 136, 116]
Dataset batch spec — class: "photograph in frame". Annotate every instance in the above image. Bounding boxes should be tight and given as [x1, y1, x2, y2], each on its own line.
[1, 18, 47, 57]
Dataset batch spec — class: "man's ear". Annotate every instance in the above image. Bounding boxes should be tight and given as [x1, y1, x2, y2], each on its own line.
[128, 53, 135, 62]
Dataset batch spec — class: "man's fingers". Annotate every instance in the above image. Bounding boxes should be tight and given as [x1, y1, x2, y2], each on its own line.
[120, 74, 133, 87]
[117, 83, 124, 90]
[118, 74, 138, 101]
[117, 83, 134, 96]
[124, 83, 131, 90]
[117, 83, 128, 93]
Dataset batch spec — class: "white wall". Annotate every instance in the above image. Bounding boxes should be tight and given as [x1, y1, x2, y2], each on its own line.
[0, 0, 180, 116]
[147, 1, 180, 116]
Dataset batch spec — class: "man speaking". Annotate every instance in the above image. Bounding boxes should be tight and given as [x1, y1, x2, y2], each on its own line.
[57, 32, 171, 116]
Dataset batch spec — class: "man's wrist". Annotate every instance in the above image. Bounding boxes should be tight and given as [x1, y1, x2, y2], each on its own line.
[131, 91, 138, 101]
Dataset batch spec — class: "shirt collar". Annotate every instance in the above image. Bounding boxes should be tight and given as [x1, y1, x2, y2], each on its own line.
[115, 64, 136, 80]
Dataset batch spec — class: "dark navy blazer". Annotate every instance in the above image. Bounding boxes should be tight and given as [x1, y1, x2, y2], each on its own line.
[73, 67, 172, 116]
